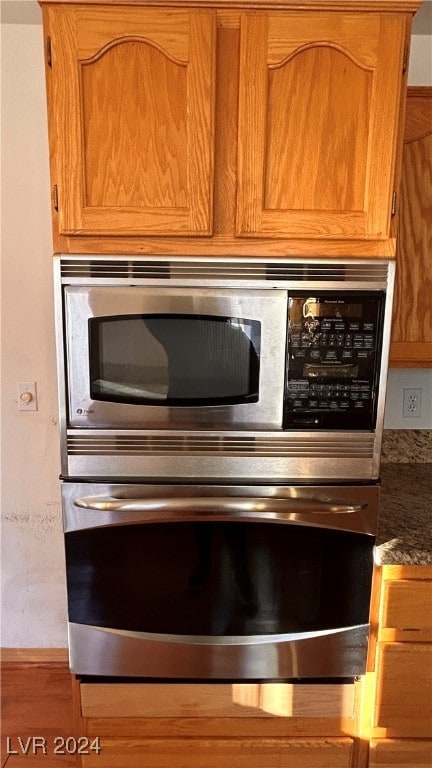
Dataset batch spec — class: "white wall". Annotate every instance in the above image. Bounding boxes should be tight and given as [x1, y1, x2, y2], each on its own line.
[1, 5, 431, 647]
[1, 21, 67, 646]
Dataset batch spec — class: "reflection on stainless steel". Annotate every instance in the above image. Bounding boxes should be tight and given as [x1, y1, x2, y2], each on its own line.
[68, 622, 370, 678]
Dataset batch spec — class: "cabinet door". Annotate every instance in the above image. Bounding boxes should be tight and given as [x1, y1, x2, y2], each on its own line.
[370, 738, 432, 767]
[236, 12, 405, 240]
[374, 643, 432, 735]
[81, 737, 354, 768]
[379, 578, 432, 641]
[390, 88, 432, 367]
[47, 6, 215, 236]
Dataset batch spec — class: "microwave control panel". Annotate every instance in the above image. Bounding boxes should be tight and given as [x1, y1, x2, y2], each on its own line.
[284, 292, 384, 430]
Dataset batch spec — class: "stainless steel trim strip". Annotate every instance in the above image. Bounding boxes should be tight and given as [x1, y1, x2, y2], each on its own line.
[68, 621, 370, 678]
[65, 454, 376, 482]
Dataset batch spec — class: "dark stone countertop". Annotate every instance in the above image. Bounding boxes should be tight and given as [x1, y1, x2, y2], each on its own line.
[376, 463, 432, 565]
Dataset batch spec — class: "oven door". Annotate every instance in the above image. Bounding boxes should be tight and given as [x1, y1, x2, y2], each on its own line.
[63, 483, 377, 679]
[64, 287, 287, 429]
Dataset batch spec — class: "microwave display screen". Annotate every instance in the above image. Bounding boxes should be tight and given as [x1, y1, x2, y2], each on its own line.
[89, 314, 261, 406]
[303, 301, 362, 319]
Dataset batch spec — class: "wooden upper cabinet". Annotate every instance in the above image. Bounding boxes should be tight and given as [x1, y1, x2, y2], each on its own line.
[46, 6, 216, 235]
[390, 87, 432, 367]
[236, 12, 406, 240]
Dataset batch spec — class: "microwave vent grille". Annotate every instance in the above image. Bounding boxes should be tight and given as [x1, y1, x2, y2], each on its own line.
[67, 433, 375, 458]
[60, 258, 389, 284]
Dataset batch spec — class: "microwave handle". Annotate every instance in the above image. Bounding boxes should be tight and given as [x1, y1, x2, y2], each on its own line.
[73, 496, 366, 517]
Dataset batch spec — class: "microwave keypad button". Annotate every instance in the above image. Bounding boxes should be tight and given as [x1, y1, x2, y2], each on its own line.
[349, 322, 360, 331]
[363, 322, 374, 331]
[319, 400, 329, 409]
[293, 400, 304, 407]
[361, 392, 370, 400]
[321, 321, 332, 330]
[310, 350, 321, 360]
[340, 400, 350, 408]
[308, 399, 319, 408]
[342, 350, 353, 359]
[354, 401, 365, 408]
[350, 391, 360, 400]
[357, 350, 370, 358]
[325, 351, 337, 360]
[329, 400, 339, 409]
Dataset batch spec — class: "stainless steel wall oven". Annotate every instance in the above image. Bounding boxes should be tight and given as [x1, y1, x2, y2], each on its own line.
[63, 482, 378, 679]
[55, 256, 393, 680]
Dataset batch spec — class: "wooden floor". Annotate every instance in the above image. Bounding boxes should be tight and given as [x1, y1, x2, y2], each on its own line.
[1, 656, 75, 767]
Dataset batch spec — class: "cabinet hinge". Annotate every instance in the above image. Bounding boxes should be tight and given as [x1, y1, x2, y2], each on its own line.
[52, 185, 59, 212]
[402, 42, 409, 74]
[46, 36, 52, 67]
[391, 191, 397, 217]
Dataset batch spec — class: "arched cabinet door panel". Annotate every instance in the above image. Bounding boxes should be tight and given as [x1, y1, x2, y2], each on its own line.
[236, 12, 406, 240]
[48, 7, 216, 236]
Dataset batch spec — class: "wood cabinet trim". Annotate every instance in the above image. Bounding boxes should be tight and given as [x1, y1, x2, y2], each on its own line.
[39, 0, 422, 11]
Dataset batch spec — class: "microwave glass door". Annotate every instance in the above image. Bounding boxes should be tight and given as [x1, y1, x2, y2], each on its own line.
[65, 287, 287, 429]
[89, 314, 261, 406]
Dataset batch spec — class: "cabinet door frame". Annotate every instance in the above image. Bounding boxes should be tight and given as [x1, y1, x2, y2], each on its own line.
[48, 6, 216, 236]
[236, 11, 406, 240]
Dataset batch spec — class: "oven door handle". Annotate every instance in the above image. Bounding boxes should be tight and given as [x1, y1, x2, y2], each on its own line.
[73, 496, 366, 517]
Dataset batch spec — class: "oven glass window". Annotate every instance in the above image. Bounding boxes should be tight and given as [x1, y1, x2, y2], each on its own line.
[89, 315, 261, 406]
[66, 522, 373, 636]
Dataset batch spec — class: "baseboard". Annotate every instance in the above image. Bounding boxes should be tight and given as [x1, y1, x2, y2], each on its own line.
[1, 647, 69, 664]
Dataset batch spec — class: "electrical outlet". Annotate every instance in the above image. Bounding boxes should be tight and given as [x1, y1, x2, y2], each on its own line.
[402, 387, 422, 419]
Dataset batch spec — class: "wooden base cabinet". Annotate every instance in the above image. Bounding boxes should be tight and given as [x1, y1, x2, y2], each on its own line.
[373, 566, 432, 738]
[370, 566, 432, 767]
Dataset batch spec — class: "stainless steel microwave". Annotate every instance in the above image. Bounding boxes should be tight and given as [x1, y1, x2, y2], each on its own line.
[55, 255, 395, 482]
